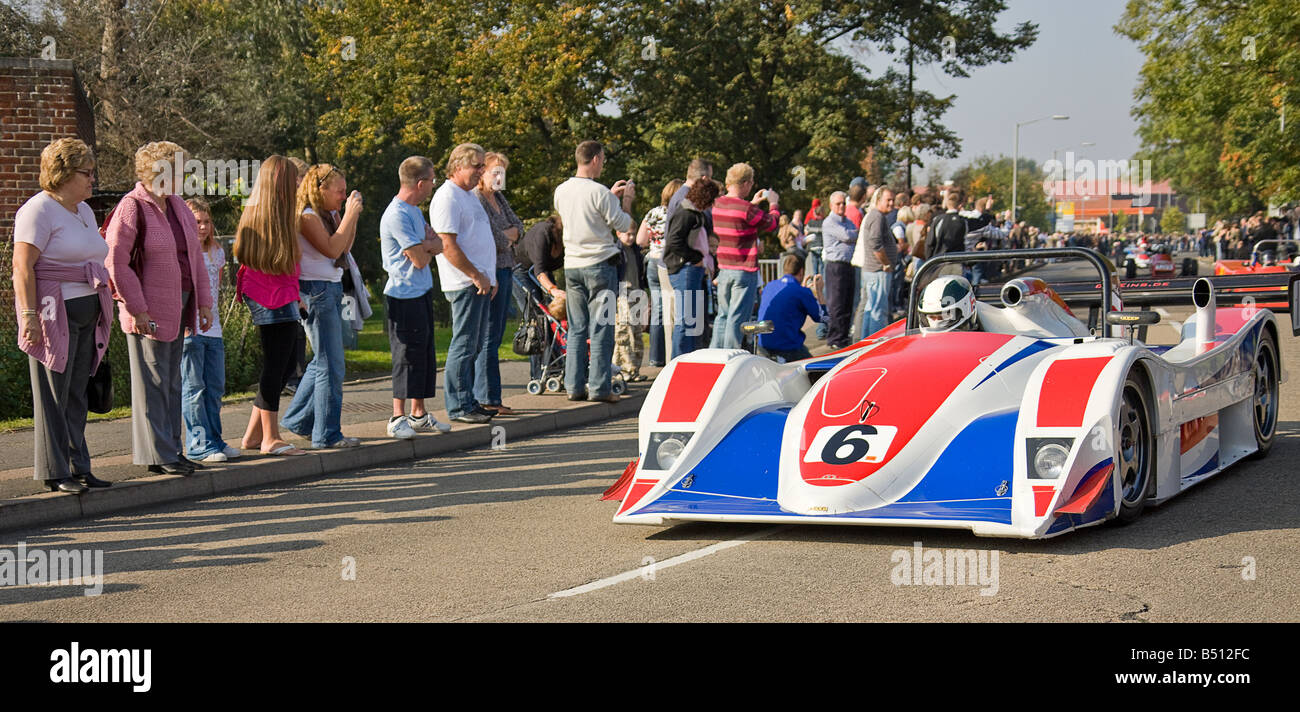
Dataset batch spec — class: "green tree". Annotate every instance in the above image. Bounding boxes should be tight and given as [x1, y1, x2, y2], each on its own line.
[805, 0, 1038, 189]
[1161, 205, 1185, 235]
[1118, 0, 1299, 215]
[948, 155, 1050, 230]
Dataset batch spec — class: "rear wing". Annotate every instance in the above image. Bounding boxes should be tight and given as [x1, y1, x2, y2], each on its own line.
[974, 268, 1300, 336]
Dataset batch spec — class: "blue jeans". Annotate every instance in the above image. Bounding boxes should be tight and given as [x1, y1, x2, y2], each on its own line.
[858, 270, 890, 339]
[669, 264, 707, 357]
[444, 285, 491, 419]
[181, 334, 227, 458]
[281, 280, 345, 446]
[709, 268, 759, 350]
[565, 262, 617, 397]
[474, 267, 514, 406]
[645, 257, 666, 365]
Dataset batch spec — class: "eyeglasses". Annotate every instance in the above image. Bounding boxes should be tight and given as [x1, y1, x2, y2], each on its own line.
[75, 169, 95, 179]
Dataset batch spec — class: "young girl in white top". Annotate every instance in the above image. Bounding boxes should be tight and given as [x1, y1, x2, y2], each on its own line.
[180, 197, 239, 462]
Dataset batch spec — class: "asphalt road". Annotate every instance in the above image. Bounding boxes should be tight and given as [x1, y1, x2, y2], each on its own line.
[2, 256, 1296, 622]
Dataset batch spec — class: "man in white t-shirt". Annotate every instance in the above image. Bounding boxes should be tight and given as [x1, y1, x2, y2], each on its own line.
[432, 143, 497, 424]
[553, 140, 635, 402]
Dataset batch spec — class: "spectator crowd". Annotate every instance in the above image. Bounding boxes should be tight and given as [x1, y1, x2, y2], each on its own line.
[15, 134, 1293, 493]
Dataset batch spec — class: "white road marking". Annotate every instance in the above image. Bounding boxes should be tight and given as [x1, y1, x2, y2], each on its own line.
[548, 526, 785, 599]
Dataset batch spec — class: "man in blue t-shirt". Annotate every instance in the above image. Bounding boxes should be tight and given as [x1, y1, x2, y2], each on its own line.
[757, 254, 827, 362]
[379, 155, 450, 438]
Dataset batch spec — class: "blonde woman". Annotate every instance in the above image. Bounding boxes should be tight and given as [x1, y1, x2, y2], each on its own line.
[13, 138, 113, 493]
[280, 164, 364, 448]
[233, 155, 306, 456]
[105, 141, 214, 475]
[472, 152, 525, 415]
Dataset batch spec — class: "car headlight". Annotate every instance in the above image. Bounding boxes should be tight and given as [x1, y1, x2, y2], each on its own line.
[657, 438, 685, 470]
[1028, 439, 1073, 479]
[645, 432, 692, 471]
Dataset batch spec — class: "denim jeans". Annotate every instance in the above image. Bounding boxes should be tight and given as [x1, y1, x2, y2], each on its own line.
[858, 270, 891, 339]
[709, 268, 759, 350]
[669, 264, 707, 357]
[181, 334, 227, 458]
[281, 279, 345, 446]
[645, 257, 666, 365]
[444, 285, 491, 419]
[565, 262, 617, 398]
[474, 267, 514, 406]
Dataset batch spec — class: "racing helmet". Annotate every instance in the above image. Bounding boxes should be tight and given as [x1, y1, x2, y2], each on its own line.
[918, 275, 979, 332]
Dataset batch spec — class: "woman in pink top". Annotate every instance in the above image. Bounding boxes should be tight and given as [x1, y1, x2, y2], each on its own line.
[105, 141, 214, 476]
[12, 138, 113, 493]
[232, 155, 307, 456]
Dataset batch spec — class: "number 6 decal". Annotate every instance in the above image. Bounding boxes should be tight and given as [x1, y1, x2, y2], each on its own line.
[803, 425, 898, 465]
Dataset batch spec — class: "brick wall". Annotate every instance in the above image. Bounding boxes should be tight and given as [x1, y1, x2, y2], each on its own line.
[0, 57, 96, 327]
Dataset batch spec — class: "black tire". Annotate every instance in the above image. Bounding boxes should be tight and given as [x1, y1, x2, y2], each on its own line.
[1249, 329, 1279, 459]
[1116, 374, 1155, 523]
[1181, 258, 1197, 277]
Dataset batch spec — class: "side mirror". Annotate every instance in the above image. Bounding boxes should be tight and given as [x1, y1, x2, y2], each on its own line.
[740, 320, 775, 336]
[1105, 311, 1160, 327]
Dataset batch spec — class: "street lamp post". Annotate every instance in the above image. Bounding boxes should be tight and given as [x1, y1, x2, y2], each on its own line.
[1012, 114, 1069, 224]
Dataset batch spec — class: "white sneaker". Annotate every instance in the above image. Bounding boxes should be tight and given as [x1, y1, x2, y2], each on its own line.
[407, 413, 452, 433]
[387, 417, 417, 440]
[201, 451, 229, 463]
[221, 445, 242, 459]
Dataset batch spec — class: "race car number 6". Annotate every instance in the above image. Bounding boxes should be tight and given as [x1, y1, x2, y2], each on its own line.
[804, 425, 899, 465]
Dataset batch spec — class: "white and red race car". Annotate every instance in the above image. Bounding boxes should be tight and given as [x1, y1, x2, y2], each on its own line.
[606, 249, 1297, 538]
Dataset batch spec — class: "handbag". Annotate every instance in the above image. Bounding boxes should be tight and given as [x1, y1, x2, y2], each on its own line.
[86, 356, 113, 414]
[512, 310, 547, 356]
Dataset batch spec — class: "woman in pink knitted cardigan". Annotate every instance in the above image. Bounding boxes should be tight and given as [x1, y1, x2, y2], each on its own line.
[104, 141, 214, 476]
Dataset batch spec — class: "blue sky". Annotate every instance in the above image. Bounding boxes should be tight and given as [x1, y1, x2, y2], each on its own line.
[849, 0, 1145, 185]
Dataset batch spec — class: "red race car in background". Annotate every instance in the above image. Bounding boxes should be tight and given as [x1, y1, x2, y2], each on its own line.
[1215, 240, 1300, 276]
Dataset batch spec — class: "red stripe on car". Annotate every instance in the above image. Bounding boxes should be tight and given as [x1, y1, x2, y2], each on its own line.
[657, 362, 725, 422]
[1032, 485, 1057, 517]
[617, 479, 660, 515]
[1036, 357, 1113, 427]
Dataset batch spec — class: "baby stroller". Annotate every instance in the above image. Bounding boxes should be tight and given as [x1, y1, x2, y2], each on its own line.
[518, 273, 626, 397]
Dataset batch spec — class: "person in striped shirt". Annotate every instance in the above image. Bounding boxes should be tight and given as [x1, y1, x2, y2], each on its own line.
[707, 162, 780, 349]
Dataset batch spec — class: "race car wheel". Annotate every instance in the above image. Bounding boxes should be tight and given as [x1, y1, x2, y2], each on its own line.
[1249, 330, 1279, 459]
[1116, 375, 1155, 523]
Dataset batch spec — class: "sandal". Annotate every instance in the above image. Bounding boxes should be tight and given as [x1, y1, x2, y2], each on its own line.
[261, 442, 307, 457]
